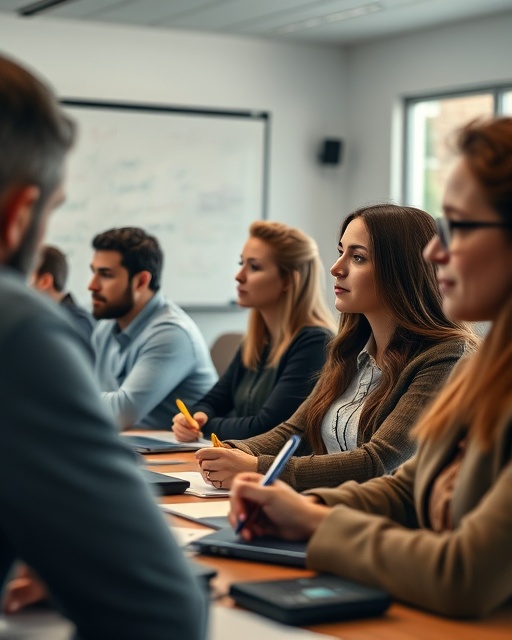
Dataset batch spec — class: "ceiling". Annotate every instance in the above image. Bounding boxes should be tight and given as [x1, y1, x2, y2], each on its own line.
[2, 0, 512, 46]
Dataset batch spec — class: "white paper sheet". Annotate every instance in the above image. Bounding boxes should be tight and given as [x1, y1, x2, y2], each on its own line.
[162, 501, 230, 519]
[164, 472, 230, 498]
[209, 605, 337, 640]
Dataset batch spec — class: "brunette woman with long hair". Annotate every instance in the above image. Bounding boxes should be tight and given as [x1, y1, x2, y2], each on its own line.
[229, 117, 512, 618]
[197, 203, 477, 491]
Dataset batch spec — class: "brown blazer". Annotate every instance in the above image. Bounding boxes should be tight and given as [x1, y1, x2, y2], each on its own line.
[306, 409, 512, 617]
[228, 339, 469, 491]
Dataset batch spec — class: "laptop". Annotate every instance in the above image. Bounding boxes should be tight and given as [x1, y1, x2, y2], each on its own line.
[141, 468, 190, 495]
[193, 527, 307, 568]
[121, 434, 202, 453]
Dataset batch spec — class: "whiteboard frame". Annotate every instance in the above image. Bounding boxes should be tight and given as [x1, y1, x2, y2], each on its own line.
[55, 98, 270, 311]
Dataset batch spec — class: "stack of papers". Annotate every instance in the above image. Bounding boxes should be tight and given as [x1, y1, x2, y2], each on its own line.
[163, 471, 230, 498]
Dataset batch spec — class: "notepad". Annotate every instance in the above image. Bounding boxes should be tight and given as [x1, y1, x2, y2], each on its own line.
[161, 501, 230, 529]
[163, 472, 230, 498]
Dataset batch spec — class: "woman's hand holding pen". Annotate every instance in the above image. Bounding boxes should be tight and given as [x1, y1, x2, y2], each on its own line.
[195, 447, 257, 489]
[172, 411, 208, 442]
[228, 472, 331, 542]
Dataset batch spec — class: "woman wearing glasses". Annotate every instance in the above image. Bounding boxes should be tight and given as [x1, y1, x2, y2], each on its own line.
[229, 117, 512, 617]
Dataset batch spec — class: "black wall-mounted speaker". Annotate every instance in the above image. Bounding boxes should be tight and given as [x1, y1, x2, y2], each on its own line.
[319, 139, 343, 165]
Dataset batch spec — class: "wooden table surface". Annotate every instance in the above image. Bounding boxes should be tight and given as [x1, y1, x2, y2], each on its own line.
[142, 439, 512, 640]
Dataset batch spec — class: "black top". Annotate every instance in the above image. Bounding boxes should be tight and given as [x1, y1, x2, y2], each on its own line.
[195, 325, 333, 440]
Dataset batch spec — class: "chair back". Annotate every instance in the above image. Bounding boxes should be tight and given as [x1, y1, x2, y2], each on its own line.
[210, 333, 244, 376]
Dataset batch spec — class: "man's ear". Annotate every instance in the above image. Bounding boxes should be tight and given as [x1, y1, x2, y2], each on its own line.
[36, 272, 54, 291]
[133, 270, 152, 292]
[1, 186, 41, 252]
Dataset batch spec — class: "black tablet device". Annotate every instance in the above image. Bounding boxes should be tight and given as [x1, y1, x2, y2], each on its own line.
[141, 469, 190, 495]
[229, 574, 392, 625]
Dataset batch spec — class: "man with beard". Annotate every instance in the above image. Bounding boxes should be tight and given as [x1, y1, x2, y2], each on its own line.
[0, 55, 207, 639]
[89, 227, 218, 430]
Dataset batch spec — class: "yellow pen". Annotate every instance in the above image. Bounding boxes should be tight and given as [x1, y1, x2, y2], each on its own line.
[211, 433, 227, 448]
[175, 399, 200, 432]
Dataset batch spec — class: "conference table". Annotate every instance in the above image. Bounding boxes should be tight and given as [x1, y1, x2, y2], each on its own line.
[143, 440, 512, 640]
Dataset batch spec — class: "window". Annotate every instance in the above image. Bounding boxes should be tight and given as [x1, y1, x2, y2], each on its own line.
[502, 91, 512, 114]
[404, 87, 512, 215]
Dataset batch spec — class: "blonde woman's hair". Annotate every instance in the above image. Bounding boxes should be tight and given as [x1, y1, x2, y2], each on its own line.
[414, 117, 512, 448]
[242, 220, 336, 369]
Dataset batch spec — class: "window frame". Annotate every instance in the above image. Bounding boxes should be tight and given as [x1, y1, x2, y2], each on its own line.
[403, 84, 512, 211]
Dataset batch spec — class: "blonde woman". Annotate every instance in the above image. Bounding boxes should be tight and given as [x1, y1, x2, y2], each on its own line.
[173, 220, 336, 442]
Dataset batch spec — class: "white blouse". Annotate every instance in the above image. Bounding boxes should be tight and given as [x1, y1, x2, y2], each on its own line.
[321, 343, 382, 453]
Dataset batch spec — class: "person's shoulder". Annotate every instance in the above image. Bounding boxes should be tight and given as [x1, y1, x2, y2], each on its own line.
[409, 336, 471, 367]
[0, 269, 66, 332]
[290, 324, 334, 347]
[154, 298, 204, 335]
[63, 297, 95, 325]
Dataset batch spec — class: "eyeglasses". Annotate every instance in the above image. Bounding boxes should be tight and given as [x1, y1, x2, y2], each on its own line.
[435, 217, 512, 250]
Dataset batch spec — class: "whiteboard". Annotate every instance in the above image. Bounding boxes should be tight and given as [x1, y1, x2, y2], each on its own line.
[46, 100, 269, 309]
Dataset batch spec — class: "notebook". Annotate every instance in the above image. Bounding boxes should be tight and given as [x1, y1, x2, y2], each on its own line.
[161, 500, 230, 529]
[121, 433, 212, 453]
[193, 527, 307, 567]
[141, 468, 190, 495]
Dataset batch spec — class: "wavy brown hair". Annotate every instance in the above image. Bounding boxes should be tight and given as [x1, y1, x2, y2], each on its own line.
[414, 118, 512, 448]
[242, 220, 336, 370]
[304, 203, 477, 453]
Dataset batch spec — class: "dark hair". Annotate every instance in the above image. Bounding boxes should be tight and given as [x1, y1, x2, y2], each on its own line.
[36, 245, 68, 292]
[304, 203, 477, 453]
[455, 117, 512, 234]
[0, 55, 75, 216]
[92, 227, 163, 292]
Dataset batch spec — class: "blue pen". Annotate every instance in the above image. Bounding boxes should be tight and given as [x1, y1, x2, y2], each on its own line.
[235, 434, 301, 535]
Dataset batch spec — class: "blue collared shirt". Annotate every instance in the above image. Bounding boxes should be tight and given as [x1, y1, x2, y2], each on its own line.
[92, 292, 218, 429]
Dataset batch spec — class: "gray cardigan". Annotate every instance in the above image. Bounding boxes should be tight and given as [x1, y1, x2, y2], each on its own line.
[228, 339, 469, 492]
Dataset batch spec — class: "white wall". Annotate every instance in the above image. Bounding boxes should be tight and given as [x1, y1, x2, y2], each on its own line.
[344, 11, 512, 210]
[0, 15, 347, 345]
[3, 11, 511, 344]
